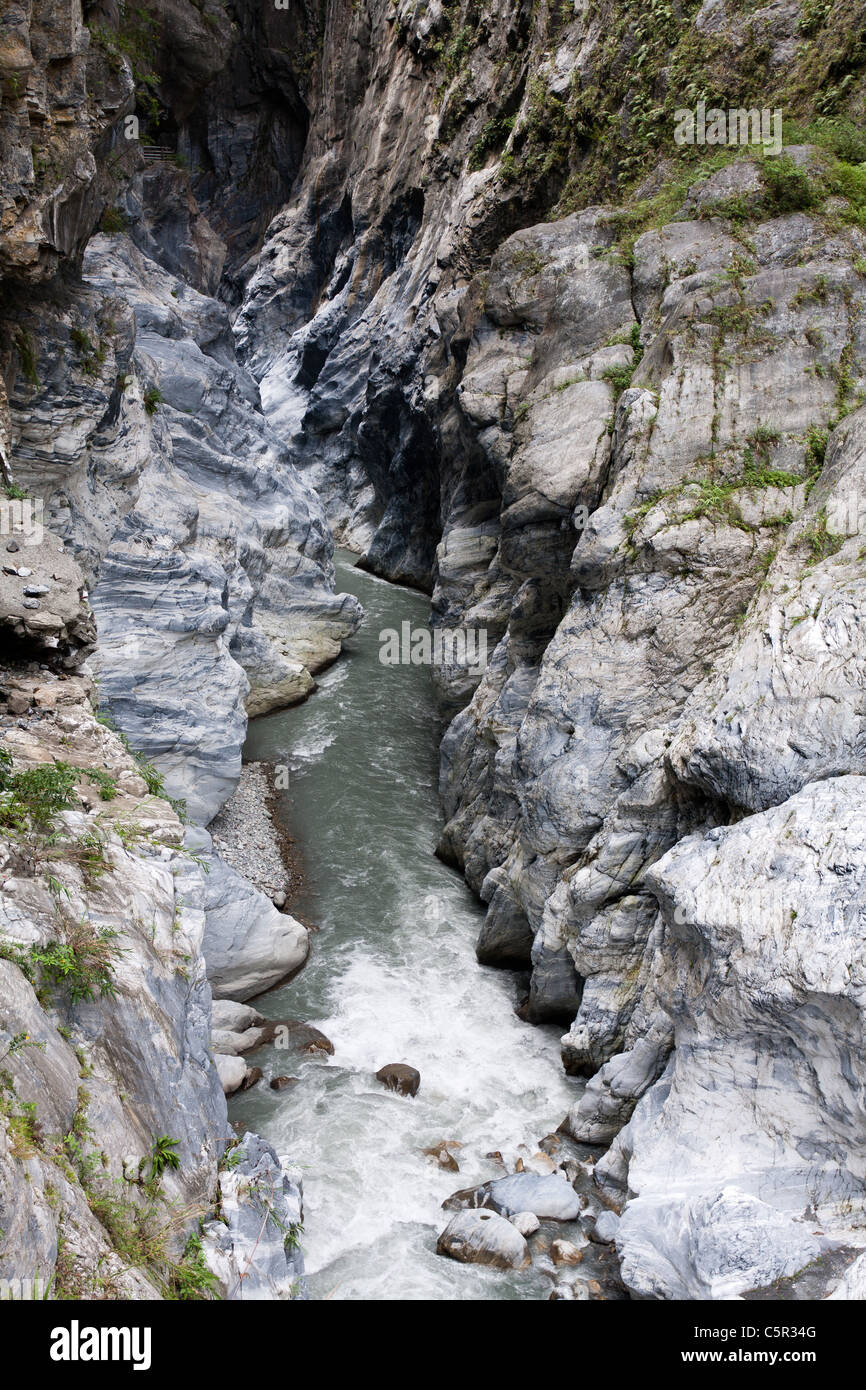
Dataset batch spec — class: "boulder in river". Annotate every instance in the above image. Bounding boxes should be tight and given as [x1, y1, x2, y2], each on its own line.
[199, 842, 310, 1000]
[443, 1172, 581, 1221]
[515, 1149, 558, 1176]
[212, 1000, 265, 1032]
[376, 1063, 420, 1097]
[422, 1140, 460, 1172]
[552, 1238, 585, 1266]
[215, 1054, 248, 1096]
[437, 1210, 530, 1270]
[270, 1075, 300, 1092]
[510, 1211, 540, 1237]
[262, 1020, 335, 1055]
[589, 1210, 621, 1244]
[211, 1026, 265, 1056]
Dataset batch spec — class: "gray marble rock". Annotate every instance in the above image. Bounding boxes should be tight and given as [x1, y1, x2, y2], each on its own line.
[0, 691, 226, 1294]
[668, 406, 866, 813]
[197, 846, 309, 1002]
[214, 1052, 248, 1096]
[211, 999, 266, 1033]
[201, 1132, 306, 1299]
[436, 1209, 531, 1270]
[601, 776, 866, 1299]
[60, 233, 361, 824]
[445, 1171, 582, 1221]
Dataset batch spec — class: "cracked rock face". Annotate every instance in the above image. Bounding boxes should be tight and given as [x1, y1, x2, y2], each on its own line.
[0, 687, 225, 1295]
[80, 233, 360, 822]
[668, 407, 866, 812]
[5, 0, 866, 1306]
[201, 1131, 307, 1300]
[0, 522, 95, 666]
[0, 0, 133, 284]
[411, 177, 866, 1295]
[239, 106, 866, 1292]
[600, 776, 866, 1299]
[4, 230, 361, 824]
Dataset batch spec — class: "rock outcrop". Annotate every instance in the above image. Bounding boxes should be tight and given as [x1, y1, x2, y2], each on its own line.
[437, 1208, 531, 1270]
[6, 0, 866, 1305]
[4, 230, 360, 823]
[231, 0, 866, 1294]
[224, 0, 866, 1302]
[201, 1132, 306, 1299]
[0, 0, 336, 1302]
[598, 776, 866, 1300]
[0, 674, 224, 1296]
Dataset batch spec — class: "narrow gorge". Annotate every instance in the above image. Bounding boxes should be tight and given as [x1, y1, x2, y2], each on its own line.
[2, 0, 866, 1314]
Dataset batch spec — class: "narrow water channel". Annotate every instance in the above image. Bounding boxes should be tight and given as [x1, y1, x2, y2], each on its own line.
[230, 552, 577, 1300]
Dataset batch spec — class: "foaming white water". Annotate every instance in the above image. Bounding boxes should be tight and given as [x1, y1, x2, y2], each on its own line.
[249, 935, 574, 1299]
[234, 554, 578, 1300]
[289, 730, 338, 764]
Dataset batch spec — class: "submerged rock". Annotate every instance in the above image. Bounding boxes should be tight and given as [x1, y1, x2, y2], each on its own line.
[552, 1239, 585, 1266]
[262, 1020, 334, 1056]
[422, 1141, 460, 1172]
[437, 1210, 531, 1271]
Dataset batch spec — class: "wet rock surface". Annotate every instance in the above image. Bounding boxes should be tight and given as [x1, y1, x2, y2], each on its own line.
[375, 1062, 421, 1097]
[4, 0, 866, 1306]
[443, 1171, 582, 1221]
[437, 1209, 531, 1271]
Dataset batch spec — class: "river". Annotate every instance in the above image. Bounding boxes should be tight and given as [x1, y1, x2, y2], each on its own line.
[229, 551, 577, 1300]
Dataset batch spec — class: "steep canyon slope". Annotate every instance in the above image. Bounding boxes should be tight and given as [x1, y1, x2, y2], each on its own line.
[0, 0, 348, 1299]
[2, 0, 866, 1301]
[234, 0, 866, 1298]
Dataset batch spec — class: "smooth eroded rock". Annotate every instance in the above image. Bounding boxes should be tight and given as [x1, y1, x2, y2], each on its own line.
[375, 1063, 420, 1097]
[436, 1210, 530, 1271]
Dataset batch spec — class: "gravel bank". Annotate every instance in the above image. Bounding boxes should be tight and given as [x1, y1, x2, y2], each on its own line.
[209, 761, 303, 907]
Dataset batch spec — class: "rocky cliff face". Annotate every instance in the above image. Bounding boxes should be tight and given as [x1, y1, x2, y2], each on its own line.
[3, 0, 866, 1302]
[232, 0, 866, 1298]
[0, 0, 343, 1300]
[420, 173, 866, 1298]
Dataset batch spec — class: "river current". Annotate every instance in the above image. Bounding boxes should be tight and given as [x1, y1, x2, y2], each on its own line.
[229, 551, 577, 1300]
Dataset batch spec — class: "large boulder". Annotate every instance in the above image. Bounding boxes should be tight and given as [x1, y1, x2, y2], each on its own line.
[375, 1063, 420, 1097]
[215, 1053, 248, 1096]
[444, 1171, 581, 1221]
[436, 1210, 530, 1271]
[200, 848, 309, 1001]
